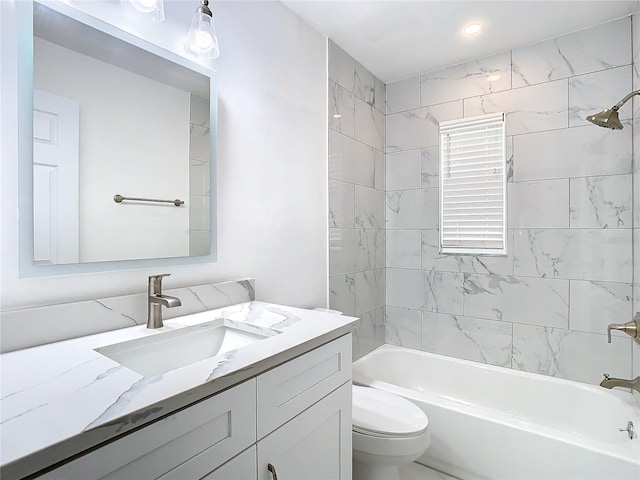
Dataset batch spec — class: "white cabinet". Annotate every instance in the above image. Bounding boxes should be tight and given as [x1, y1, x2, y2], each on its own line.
[202, 446, 257, 480]
[38, 334, 352, 480]
[257, 382, 351, 480]
[41, 379, 256, 480]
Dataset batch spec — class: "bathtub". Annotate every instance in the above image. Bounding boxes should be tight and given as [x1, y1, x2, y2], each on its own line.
[352, 345, 640, 480]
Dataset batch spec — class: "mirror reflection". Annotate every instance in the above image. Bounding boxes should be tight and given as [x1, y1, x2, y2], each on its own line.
[32, 3, 211, 265]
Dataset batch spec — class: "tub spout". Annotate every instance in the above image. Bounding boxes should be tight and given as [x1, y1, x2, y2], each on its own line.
[599, 374, 640, 393]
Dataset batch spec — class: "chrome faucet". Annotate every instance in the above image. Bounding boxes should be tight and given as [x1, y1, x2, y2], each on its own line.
[147, 274, 181, 329]
[600, 374, 640, 393]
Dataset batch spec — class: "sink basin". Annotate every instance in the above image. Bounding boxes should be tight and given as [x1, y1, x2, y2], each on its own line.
[95, 318, 279, 377]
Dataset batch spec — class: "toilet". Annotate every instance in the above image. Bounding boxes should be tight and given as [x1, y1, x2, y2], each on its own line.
[352, 385, 431, 480]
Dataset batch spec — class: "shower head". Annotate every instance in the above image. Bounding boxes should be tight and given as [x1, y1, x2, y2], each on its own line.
[586, 89, 639, 130]
[586, 108, 623, 130]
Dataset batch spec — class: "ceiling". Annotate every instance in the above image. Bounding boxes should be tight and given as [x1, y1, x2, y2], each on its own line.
[281, 0, 640, 84]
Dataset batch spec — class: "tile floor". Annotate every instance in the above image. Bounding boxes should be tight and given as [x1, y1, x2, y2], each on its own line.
[399, 462, 461, 480]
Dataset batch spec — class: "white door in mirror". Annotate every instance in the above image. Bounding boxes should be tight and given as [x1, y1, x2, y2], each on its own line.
[33, 90, 79, 264]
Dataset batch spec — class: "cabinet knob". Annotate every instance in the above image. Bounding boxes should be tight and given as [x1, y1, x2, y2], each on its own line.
[267, 463, 279, 480]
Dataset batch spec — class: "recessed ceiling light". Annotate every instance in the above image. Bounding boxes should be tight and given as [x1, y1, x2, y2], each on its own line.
[463, 23, 483, 36]
[333, 114, 342, 119]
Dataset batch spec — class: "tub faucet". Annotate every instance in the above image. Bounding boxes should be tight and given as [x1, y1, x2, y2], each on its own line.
[147, 274, 181, 329]
[599, 374, 640, 393]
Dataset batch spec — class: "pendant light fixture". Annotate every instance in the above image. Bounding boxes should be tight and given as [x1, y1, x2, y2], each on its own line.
[127, 0, 165, 22]
[185, 0, 220, 59]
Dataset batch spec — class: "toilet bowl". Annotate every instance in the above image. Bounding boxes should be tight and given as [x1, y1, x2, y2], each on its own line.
[352, 385, 430, 480]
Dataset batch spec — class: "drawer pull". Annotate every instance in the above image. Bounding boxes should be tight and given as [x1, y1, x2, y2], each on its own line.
[267, 463, 279, 480]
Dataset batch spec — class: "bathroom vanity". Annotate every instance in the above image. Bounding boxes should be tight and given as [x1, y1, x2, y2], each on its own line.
[0, 301, 356, 479]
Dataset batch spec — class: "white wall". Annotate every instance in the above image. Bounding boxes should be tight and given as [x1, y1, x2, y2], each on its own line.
[34, 37, 190, 262]
[0, 1, 328, 312]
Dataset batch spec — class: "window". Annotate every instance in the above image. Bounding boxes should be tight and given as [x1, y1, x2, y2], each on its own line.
[439, 112, 506, 255]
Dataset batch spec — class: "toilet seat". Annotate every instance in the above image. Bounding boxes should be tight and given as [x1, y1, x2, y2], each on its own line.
[352, 385, 428, 438]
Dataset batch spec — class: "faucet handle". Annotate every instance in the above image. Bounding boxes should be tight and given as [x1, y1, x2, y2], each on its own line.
[148, 273, 171, 292]
[149, 273, 171, 280]
[603, 373, 610, 380]
[607, 319, 639, 343]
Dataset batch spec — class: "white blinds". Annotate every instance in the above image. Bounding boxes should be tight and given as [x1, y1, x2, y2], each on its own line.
[439, 112, 506, 255]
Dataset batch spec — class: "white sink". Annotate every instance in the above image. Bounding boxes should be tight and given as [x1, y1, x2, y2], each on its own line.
[95, 318, 279, 377]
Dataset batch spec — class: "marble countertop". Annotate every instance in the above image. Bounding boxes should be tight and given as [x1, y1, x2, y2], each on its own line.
[0, 301, 357, 479]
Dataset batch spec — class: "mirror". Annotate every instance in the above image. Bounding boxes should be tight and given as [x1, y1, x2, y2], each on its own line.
[26, 1, 215, 270]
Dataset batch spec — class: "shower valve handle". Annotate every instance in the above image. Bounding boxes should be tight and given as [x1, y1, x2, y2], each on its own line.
[606, 316, 639, 343]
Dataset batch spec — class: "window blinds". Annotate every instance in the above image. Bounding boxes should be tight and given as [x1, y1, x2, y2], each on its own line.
[439, 112, 506, 255]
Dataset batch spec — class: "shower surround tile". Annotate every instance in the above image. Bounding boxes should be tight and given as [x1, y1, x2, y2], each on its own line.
[374, 150, 385, 190]
[463, 80, 568, 135]
[328, 179, 354, 228]
[355, 97, 385, 152]
[569, 280, 632, 335]
[421, 146, 439, 188]
[386, 230, 422, 269]
[421, 229, 514, 276]
[328, 40, 375, 106]
[329, 274, 356, 317]
[328, 42, 385, 358]
[355, 268, 385, 316]
[511, 18, 632, 88]
[386, 269, 464, 315]
[569, 175, 632, 228]
[386, 150, 422, 191]
[508, 180, 569, 228]
[355, 186, 385, 229]
[568, 65, 633, 127]
[374, 77, 386, 114]
[386, 306, 422, 349]
[512, 324, 632, 384]
[329, 81, 355, 135]
[328, 130, 376, 187]
[386, 188, 438, 230]
[634, 15, 640, 65]
[352, 307, 384, 361]
[423, 271, 464, 314]
[386, 76, 420, 114]
[420, 52, 511, 107]
[512, 124, 633, 181]
[386, 100, 463, 151]
[329, 229, 358, 275]
[513, 229, 633, 282]
[422, 312, 513, 368]
[463, 274, 569, 327]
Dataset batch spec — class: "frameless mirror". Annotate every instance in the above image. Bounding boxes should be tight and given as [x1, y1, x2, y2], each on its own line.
[25, 1, 215, 272]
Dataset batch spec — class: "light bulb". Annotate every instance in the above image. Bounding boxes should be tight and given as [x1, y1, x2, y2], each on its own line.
[130, 0, 157, 13]
[463, 23, 483, 36]
[194, 30, 213, 49]
[127, 0, 164, 21]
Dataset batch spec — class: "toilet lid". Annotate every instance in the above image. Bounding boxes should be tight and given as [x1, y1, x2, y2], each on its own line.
[352, 385, 428, 437]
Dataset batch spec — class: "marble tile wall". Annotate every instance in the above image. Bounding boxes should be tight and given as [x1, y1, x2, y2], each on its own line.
[327, 41, 386, 360]
[385, 16, 636, 385]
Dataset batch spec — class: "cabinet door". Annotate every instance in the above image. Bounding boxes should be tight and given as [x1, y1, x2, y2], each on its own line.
[257, 334, 351, 439]
[201, 446, 256, 480]
[257, 382, 351, 480]
[40, 379, 256, 480]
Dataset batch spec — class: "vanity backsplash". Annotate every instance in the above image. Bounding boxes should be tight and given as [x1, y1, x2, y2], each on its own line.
[0, 278, 255, 353]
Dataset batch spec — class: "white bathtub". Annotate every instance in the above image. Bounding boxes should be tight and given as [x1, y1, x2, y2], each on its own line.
[352, 345, 640, 480]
